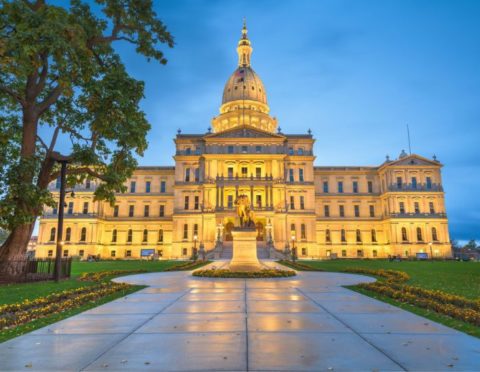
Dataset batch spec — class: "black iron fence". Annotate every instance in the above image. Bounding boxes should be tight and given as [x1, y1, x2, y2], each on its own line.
[0, 258, 72, 282]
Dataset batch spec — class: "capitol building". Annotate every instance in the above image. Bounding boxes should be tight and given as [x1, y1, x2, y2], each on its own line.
[35, 24, 451, 260]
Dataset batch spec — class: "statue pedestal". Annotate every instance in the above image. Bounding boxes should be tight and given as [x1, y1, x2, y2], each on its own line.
[229, 228, 262, 271]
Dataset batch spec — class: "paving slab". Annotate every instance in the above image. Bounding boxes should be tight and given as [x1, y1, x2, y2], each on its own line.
[247, 313, 351, 333]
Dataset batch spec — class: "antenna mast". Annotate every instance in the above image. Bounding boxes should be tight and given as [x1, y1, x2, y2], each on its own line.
[407, 124, 412, 155]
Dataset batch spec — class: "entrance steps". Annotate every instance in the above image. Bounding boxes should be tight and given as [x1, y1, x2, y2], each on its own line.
[219, 241, 270, 259]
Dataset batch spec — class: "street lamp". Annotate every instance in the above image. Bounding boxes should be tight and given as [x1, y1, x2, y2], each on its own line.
[428, 242, 433, 260]
[193, 234, 198, 260]
[291, 235, 297, 262]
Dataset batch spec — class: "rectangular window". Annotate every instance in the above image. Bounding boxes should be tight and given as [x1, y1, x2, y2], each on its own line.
[145, 181, 151, 193]
[228, 167, 234, 179]
[111, 250, 116, 257]
[300, 196, 305, 210]
[126, 250, 132, 257]
[323, 181, 329, 193]
[396, 177, 402, 189]
[241, 167, 248, 177]
[130, 181, 136, 193]
[399, 202, 405, 214]
[195, 168, 200, 182]
[412, 177, 417, 189]
[426, 177, 432, 190]
[227, 195, 233, 208]
[82, 202, 88, 214]
[256, 145, 262, 153]
[227, 145, 234, 154]
[159, 205, 165, 217]
[256, 167, 261, 179]
[368, 181, 373, 193]
[184, 196, 189, 210]
[129, 205, 134, 217]
[256, 195, 262, 208]
[144, 205, 150, 217]
[338, 181, 343, 193]
[55, 177, 61, 189]
[194, 196, 199, 210]
[354, 205, 360, 217]
[289, 169, 294, 182]
[48, 250, 53, 257]
[79, 249, 84, 257]
[160, 181, 166, 193]
[67, 202, 74, 215]
[288, 147, 294, 155]
[299, 169, 304, 182]
[290, 196, 295, 210]
[52, 207, 57, 215]
[185, 168, 190, 182]
[113, 205, 119, 217]
[341, 249, 347, 257]
[85, 179, 91, 189]
[241, 145, 248, 153]
[373, 250, 378, 257]
[185, 147, 191, 155]
[324, 205, 330, 217]
[339, 205, 345, 217]
[369, 205, 375, 217]
[301, 224, 306, 239]
[63, 250, 69, 257]
[414, 202, 420, 214]
[182, 248, 188, 256]
[429, 202, 435, 214]
[183, 224, 188, 240]
[158, 229, 164, 243]
[193, 223, 199, 237]
[353, 181, 358, 193]
[301, 248, 307, 256]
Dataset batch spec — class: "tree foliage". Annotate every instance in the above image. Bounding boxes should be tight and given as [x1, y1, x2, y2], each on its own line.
[0, 0, 173, 257]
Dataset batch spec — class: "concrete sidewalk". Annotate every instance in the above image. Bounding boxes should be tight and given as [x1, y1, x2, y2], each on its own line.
[0, 267, 479, 371]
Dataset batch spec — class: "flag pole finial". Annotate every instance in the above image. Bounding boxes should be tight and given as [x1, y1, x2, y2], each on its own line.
[237, 18, 252, 67]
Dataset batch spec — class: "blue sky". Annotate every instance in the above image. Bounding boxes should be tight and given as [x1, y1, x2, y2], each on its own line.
[47, 0, 480, 241]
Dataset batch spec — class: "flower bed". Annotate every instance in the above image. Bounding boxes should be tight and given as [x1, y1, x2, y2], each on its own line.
[164, 260, 207, 272]
[192, 268, 296, 278]
[278, 260, 324, 271]
[78, 270, 147, 282]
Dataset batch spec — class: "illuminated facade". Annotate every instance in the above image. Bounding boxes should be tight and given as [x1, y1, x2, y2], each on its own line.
[36, 23, 452, 260]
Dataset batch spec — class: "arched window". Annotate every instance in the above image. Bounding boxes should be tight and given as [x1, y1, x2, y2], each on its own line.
[341, 229, 346, 242]
[356, 229, 362, 243]
[143, 229, 148, 242]
[401, 227, 408, 242]
[127, 229, 132, 243]
[49, 227, 56, 242]
[112, 229, 117, 243]
[325, 229, 331, 243]
[371, 229, 377, 243]
[417, 227, 423, 242]
[432, 227, 438, 242]
[300, 224, 306, 240]
[290, 223, 296, 232]
[65, 227, 71, 242]
[158, 229, 164, 243]
[80, 227, 86, 242]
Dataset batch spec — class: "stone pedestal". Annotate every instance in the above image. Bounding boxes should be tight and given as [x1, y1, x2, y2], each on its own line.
[229, 228, 262, 271]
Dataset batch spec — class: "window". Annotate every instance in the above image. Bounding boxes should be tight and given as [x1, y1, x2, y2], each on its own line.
[160, 181, 166, 193]
[256, 167, 261, 179]
[241, 167, 248, 177]
[195, 168, 200, 182]
[288, 147, 294, 155]
[129, 205, 134, 217]
[338, 181, 343, 193]
[55, 177, 61, 189]
[130, 181, 136, 193]
[52, 207, 57, 215]
[185, 168, 190, 182]
[256, 145, 262, 153]
[290, 196, 295, 210]
[48, 250, 53, 257]
[227, 145, 234, 154]
[86, 179, 91, 189]
[65, 227, 71, 242]
[228, 167, 234, 179]
[399, 202, 405, 214]
[185, 147, 191, 155]
[412, 177, 417, 189]
[113, 205, 119, 217]
[417, 227, 423, 241]
[79, 249, 84, 257]
[432, 227, 438, 241]
[339, 205, 345, 217]
[182, 248, 188, 256]
[323, 181, 329, 193]
[112, 229, 117, 243]
[67, 202, 74, 214]
[372, 250, 378, 258]
[353, 181, 358, 193]
[290, 224, 296, 233]
[184, 196, 189, 210]
[402, 227, 408, 242]
[301, 224, 306, 240]
[414, 202, 420, 214]
[368, 181, 373, 193]
[325, 229, 331, 243]
[298, 148, 304, 155]
[256, 195, 262, 208]
[241, 145, 248, 153]
[159, 205, 165, 217]
[145, 181, 151, 193]
[341, 249, 347, 257]
[341, 229, 346, 242]
[369, 205, 375, 217]
[63, 250, 69, 257]
[354, 205, 360, 217]
[158, 229, 164, 243]
[49, 227, 56, 241]
[193, 223, 199, 237]
[111, 250, 116, 257]
[426, 177, 432, 190]
[371, 229, 377, 243]
[289, 169, 294, 182]
[127, 229, 132, 243]
[227, 195, 233, 208]
[80, 227, 86, 242]
[299, 169, 304, 182]
[324, 205, 330, 217]
[396, 177, 402, 189]
[125, 250, 132, 257]
[143, 229, 148, 242]
[356, 229, 362, 243]
[357, 249, 364, 258]
[299, 196, 305, 210]
[194, 196, 199, 210]
[301, 247, 307, 256]
[183, 224, 188, 240]
[429, 202, 435, 214]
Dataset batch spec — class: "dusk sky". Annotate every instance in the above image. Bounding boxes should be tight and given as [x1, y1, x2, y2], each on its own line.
[46, 0, 480, 241]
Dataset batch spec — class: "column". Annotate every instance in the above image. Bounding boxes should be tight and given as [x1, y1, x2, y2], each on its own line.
[270, 186, 273, 207]
[220, 187, 224, 207]
[235, 185, 239, 199]
[216, 187, 219, 208]
[250, 186, 254, 208]
[265, 185, 269, 208]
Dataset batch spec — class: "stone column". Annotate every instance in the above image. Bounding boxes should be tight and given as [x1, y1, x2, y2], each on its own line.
[250, 185, 254, 208]
[270, 186, 273, 207]
[265, 185, 269, 208]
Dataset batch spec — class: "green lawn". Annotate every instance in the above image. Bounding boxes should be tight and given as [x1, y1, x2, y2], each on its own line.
[297, 259, 480, 299]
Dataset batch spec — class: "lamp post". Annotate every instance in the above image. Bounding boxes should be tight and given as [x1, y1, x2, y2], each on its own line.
[429, 242, 433, 260]
[54, 156, 70, 282]
[291, 235, 297, 263]
[193, 234, 198, 260]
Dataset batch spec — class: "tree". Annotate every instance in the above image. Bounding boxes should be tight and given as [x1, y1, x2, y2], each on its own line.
[463, 240, 478, 251]
[0, 0, 173, 274]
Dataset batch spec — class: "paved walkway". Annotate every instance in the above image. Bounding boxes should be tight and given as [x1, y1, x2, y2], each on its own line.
[1, 264, 480, 371]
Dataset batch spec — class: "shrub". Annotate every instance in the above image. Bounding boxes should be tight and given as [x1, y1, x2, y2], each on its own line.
[192, 268, 296, 278]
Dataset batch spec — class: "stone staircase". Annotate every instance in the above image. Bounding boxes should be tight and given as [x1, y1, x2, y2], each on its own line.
[219, 241, 270, 260]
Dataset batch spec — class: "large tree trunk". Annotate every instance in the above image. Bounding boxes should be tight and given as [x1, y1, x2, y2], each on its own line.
[0, 222, 35, 278]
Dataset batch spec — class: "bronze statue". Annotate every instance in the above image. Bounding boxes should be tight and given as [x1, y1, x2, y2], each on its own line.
[235, 194, 255, 228]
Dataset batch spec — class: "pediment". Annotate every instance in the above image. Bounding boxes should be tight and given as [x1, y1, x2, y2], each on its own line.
[384, 154, 441, 167]
[205, 125, 285, 139]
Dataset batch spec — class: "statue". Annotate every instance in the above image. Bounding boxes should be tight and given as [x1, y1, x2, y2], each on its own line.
[235, 194, 255, 228]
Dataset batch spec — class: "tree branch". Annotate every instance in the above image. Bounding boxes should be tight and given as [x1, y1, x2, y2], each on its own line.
[0, 84, 25, 106]
[36, 135, 48, 151]
[36, 84, 63, 115]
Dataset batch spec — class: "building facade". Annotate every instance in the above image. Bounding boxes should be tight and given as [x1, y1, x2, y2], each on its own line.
[35, 24, 452, 260]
